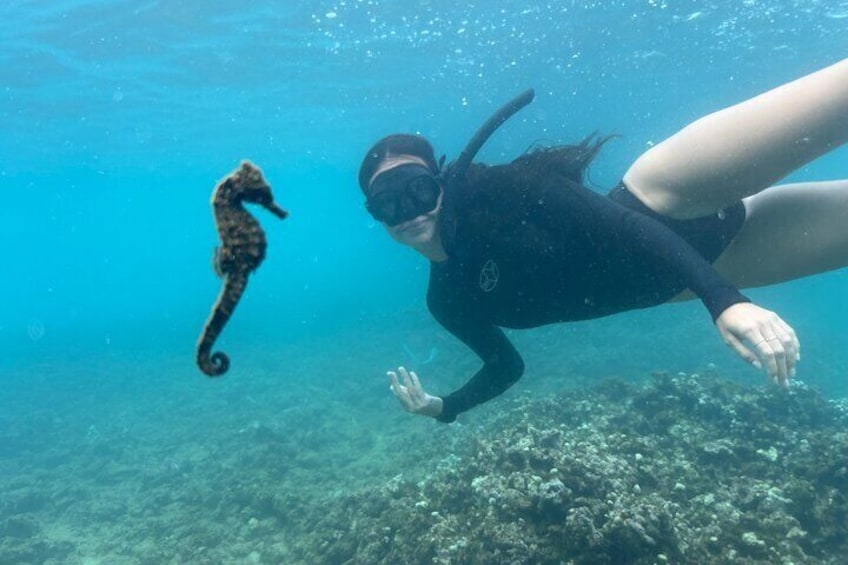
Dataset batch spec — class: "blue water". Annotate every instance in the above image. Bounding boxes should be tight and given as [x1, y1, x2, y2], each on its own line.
[2, 1, 848, 562]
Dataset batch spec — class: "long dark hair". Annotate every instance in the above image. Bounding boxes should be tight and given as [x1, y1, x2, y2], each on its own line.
[439, 134, 613, 243]
[463, 133, 613, 188]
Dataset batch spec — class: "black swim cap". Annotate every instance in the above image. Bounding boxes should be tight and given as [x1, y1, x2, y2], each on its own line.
[358, 134, 439, 194]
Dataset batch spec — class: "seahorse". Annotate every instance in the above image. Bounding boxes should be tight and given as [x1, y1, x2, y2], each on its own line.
[196, 160, 288, 377]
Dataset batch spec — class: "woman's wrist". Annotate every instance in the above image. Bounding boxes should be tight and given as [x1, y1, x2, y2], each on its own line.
[422, 395, 443, 418]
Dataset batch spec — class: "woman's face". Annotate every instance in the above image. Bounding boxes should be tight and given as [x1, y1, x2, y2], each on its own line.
[385, 190, 444, 247]
[369, 155, 444, 248]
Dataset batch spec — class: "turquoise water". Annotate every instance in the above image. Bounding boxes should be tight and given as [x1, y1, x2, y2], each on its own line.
[2, 2, 848, 562]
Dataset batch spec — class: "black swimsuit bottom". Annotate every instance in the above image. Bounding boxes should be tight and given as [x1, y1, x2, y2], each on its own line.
[608, 182, 746, 262]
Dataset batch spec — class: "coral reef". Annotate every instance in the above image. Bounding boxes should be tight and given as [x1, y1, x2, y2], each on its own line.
[285, 374, 848, 564]
[2, 368, 847, 564]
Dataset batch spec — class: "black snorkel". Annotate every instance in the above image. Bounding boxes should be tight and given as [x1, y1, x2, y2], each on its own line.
[440, 88, 536, 189]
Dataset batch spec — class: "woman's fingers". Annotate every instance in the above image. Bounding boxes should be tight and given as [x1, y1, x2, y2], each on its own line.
[760, 316, 798, 385]
[409, 370, 422, 391]
[747, 329, 795, 386]
[388, 370, 413, 410]
[409, 370, 424, 402]
[398, 366, 418, 402]
[718, 303, 799, 387]
[387, 370, 401, 394]
[398, 366, 414, 390]
[778, 319, 800, 362]
[722, 328, 761, 369]
[761, 337, 787, 385]
[773, 323, 798, 377]
[389, 367, 428, 411]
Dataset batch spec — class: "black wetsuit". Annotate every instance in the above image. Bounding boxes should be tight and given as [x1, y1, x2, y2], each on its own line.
[427, 170, 748, 423]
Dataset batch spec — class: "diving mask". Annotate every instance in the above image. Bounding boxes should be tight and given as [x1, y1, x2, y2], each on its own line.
[365, 164, 442, 226]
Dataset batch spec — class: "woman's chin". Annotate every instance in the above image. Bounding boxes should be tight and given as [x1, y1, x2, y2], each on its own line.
[390, 217, 429, 240]
[401, 229, 432, 246]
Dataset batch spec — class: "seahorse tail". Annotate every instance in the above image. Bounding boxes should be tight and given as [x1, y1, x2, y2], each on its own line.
[196, 273, 248, 377]
[197, 347, 230, 377]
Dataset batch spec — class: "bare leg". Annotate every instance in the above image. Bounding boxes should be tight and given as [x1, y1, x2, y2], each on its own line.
[713, 180, 848, 287]
[670, 180, 848, 305]
[625, 58, 848, 219]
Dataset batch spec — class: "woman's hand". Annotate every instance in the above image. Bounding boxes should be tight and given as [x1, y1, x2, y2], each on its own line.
[387, 366, 444, 418]
[716, 302, 800, 386]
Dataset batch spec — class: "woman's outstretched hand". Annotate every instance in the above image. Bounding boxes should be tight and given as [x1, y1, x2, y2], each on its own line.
[387, 366, 444, 418]
[716, 302, 800, 386]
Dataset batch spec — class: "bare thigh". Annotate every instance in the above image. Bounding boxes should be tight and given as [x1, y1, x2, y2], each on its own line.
[672, 180, 848, 305]
[712, 180, 848, 288]
[625, 59, 848, 219]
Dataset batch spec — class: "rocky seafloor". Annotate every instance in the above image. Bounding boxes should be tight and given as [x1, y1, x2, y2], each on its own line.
[3, 370, 847, 564]
[282, 373, 848, 564]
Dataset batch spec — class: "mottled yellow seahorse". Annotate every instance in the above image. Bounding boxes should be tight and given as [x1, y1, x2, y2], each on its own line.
[196, 161, 287, 376]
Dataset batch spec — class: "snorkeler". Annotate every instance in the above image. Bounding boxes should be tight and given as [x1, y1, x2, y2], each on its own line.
[359, 58, 848, 423]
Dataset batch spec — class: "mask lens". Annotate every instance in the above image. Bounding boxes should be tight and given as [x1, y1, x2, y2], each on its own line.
[366, 166, 441, 226]
[367, 191, 402, 225]
[408, 176, 440, 209]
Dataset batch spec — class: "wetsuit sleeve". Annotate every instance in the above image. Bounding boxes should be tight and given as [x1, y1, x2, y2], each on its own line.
[608, 198, 748, 320]
[540, 182, 749, 321]
[426, 291, 525, 423]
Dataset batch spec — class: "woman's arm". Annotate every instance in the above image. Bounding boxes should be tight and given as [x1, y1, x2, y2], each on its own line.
[424, 291, 525, 423]
[386, 323, 524, 423]
[597, 189, 799, 383]
[388, 366, 444, 417]
[540, 181, 798, 383]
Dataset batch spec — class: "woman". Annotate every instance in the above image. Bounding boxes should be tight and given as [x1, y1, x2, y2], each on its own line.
[359, 58, 848, 423]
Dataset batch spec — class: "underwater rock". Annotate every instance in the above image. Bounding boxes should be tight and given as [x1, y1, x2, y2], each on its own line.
[28, 372, 832, 564]
[282, 374, 848, 563]
[0, 515, 40, 539]
[0, 514, 74, 563]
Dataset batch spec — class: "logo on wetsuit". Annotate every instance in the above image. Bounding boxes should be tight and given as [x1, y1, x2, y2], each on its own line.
[479, 259, 499, 292]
